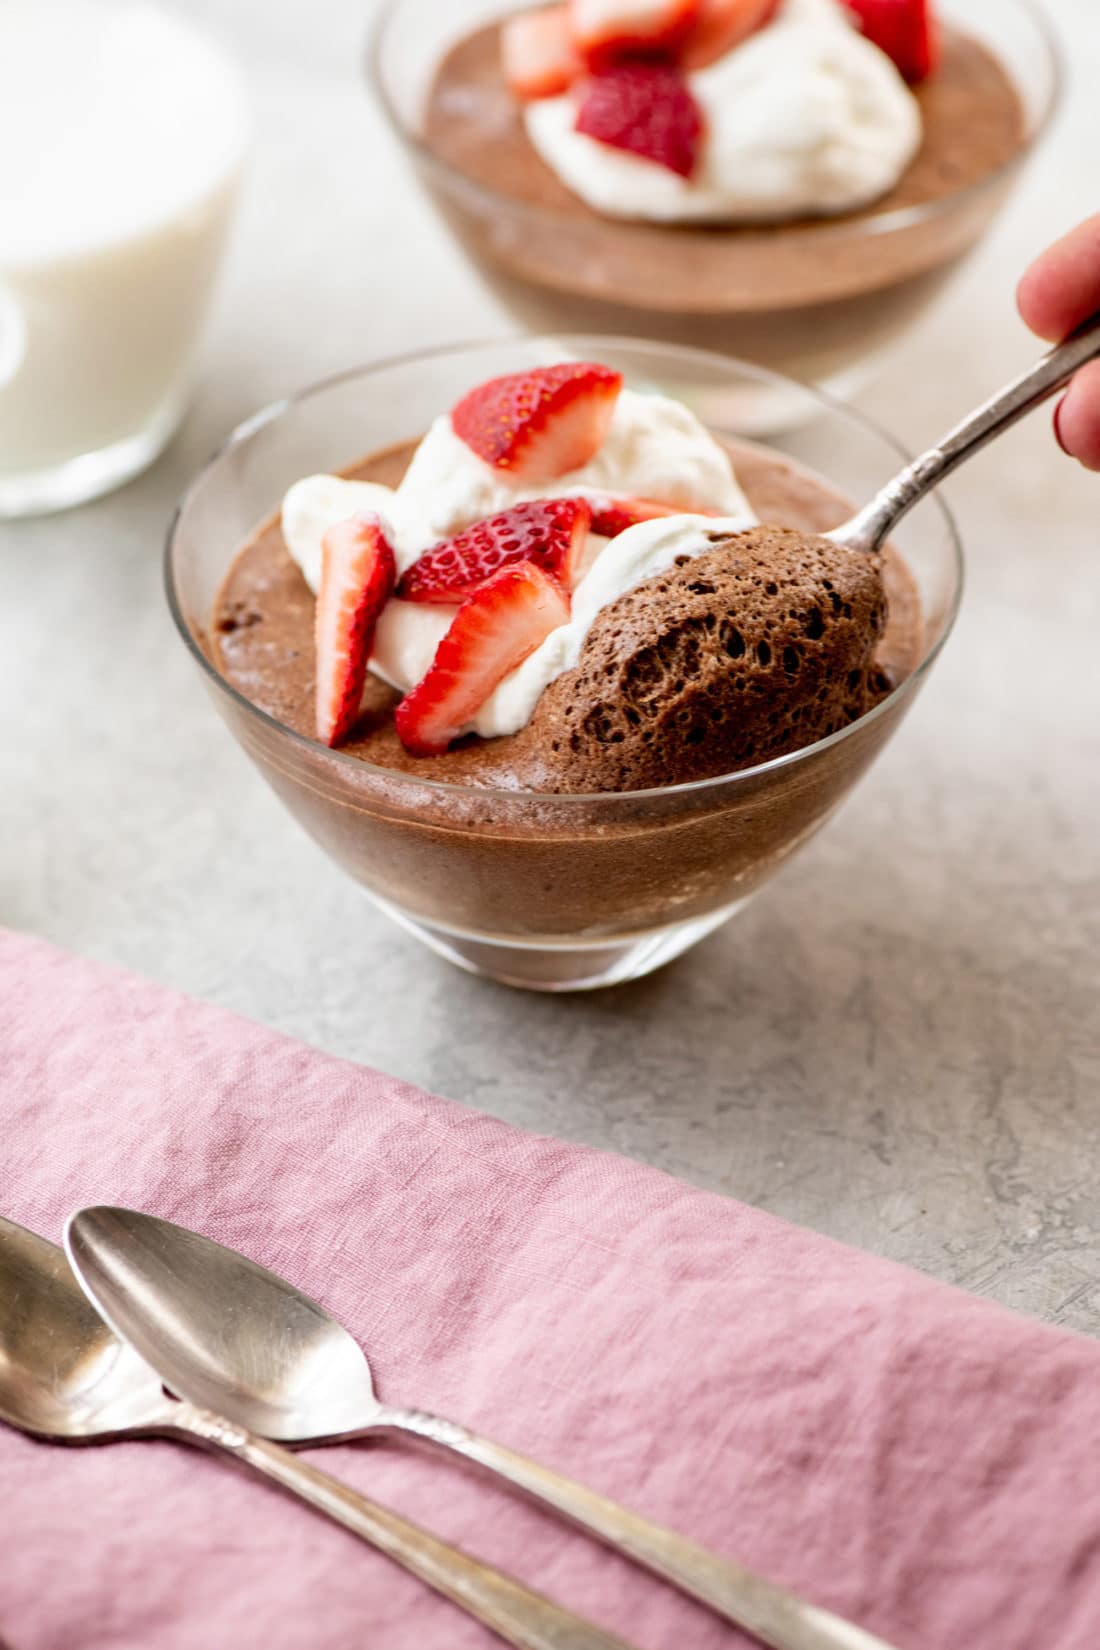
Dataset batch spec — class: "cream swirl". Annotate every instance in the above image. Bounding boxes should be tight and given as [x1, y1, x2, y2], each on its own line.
[522, 0, 922, 225]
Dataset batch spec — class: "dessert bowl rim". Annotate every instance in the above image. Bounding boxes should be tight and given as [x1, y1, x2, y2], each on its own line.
[163, 333, 965, 808]
[364, 0, 1063, 249]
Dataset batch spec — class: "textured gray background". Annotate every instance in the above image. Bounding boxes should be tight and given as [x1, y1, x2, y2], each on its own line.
[2, 1, 1098, 1329]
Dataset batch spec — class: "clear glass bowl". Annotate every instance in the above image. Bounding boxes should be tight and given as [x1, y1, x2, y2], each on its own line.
[165, 337, 962, 991]
[368, 0, 1059, 424]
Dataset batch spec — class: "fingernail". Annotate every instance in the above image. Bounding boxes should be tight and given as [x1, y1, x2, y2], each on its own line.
[1053, 397, 1071, 456]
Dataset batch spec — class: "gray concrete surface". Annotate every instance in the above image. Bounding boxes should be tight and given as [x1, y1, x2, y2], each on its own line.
[3, 0, 1098, 1330]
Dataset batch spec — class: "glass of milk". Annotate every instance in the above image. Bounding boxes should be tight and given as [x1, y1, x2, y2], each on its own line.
[0, 0, 248, 517]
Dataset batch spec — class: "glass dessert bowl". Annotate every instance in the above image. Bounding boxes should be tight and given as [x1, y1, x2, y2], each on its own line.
[166, 336, 962, 991]
[369, 0, 1059, 423]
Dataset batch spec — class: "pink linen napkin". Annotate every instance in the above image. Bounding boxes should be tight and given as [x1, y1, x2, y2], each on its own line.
[2, 927, 1099, 1650]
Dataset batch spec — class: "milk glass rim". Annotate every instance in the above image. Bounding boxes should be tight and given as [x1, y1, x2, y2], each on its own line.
[164, 334, 964, 806]
[365, 0, 1063, 250]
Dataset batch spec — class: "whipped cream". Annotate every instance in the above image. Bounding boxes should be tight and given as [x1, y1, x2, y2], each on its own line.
[283, 386, 747, 590]
[281, 475, 401, 594]
[523, 0, 922, 224]
[281, 382, 756, 741]
[392, 386, 750, 563]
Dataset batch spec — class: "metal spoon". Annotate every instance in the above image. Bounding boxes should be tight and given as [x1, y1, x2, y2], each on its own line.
[0, 1214, 636, 1650]
[829, 311, 1100, 555]
[66, 1206, 901, 1650]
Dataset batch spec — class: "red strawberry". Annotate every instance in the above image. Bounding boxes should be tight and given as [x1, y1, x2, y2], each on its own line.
[541, 510, 597, 589]
[451, 362, 622, 482]
[502, 6, 582, 100]
[586, 493, 694, 535]
[574, 62, 704, 179]
[314, 515, 396, 747]
[679, 0, 780, 70]
[398, 498, 592, 603]
[839, 0, 938, 83]
[395, 563, 571, 757]
[569, 0, 700, 67]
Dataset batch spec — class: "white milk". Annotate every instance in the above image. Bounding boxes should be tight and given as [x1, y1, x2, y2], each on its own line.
[0, 0, 249, 514]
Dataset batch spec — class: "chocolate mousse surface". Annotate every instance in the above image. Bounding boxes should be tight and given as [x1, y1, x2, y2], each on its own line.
[425, 21, 1025, 234]
[213, 437, 921, 795]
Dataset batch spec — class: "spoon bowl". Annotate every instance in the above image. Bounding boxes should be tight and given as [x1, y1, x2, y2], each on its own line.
[64, 1205, 377, 1440]
[0, 1214, 165, 1440]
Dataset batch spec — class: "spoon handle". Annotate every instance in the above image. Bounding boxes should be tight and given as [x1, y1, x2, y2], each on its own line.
[836, 309, 1100, 555]
[376, 1410, 899, 1650]
[167, 1402, 637, 1650]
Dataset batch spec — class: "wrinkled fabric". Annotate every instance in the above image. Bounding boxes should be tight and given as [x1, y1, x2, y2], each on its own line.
[1, 927, 1098, 1650]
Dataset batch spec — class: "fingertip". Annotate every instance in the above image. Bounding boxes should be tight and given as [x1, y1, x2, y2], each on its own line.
[1055, 359, 1100, 472]
[1016, 215, 1100, 343]
[1016, 265, 1064, 343]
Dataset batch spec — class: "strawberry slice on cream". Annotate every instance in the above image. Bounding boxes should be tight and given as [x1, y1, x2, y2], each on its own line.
[840, 0, 938, 83]
[395, 563, 571, 756]
[501, 5, 582, 100]
[450, 362, 622, 482]
[398, 498, 593, 604]
[569, 0, 700, 67]
[679, 0, 780, 69]
[314, 516, 395, 747]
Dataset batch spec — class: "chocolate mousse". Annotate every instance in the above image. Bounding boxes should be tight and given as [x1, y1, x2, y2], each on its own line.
[192, 356, 940, 985]
[398, 3, 1031, 384]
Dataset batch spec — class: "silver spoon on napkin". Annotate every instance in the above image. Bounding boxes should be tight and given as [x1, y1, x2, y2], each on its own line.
[66, 1205, 902, 1650]
[828, 310, 1100, 555]
[0, 1214, 638, 1650]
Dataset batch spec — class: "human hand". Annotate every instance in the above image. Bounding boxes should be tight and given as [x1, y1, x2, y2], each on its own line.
[1017, 214, 1100, 471]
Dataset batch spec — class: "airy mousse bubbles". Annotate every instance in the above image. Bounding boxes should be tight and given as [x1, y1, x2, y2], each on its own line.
[0, 0, 248, 515]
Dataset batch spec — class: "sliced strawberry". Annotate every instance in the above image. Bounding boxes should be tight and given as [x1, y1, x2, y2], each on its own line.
[395, 563, 571, 757]
[502, 5, 582, 100]
[586, 493, 693, 535]
[398, 498, 592, 604]
[569, 0, 700, 67]
[563, 530, 606, 588]
[679, 0, 779, 70]
[541, 514, 596, 590]
[313, 514, 396, 747]
[839, 0, 938, 83]
[574, 62, 704, 179]
[451, 362, 622, 482]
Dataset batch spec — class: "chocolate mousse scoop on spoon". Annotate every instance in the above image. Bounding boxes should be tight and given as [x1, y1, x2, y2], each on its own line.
[520, 311, 1100, 792]
[519, 523, 891, 792]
